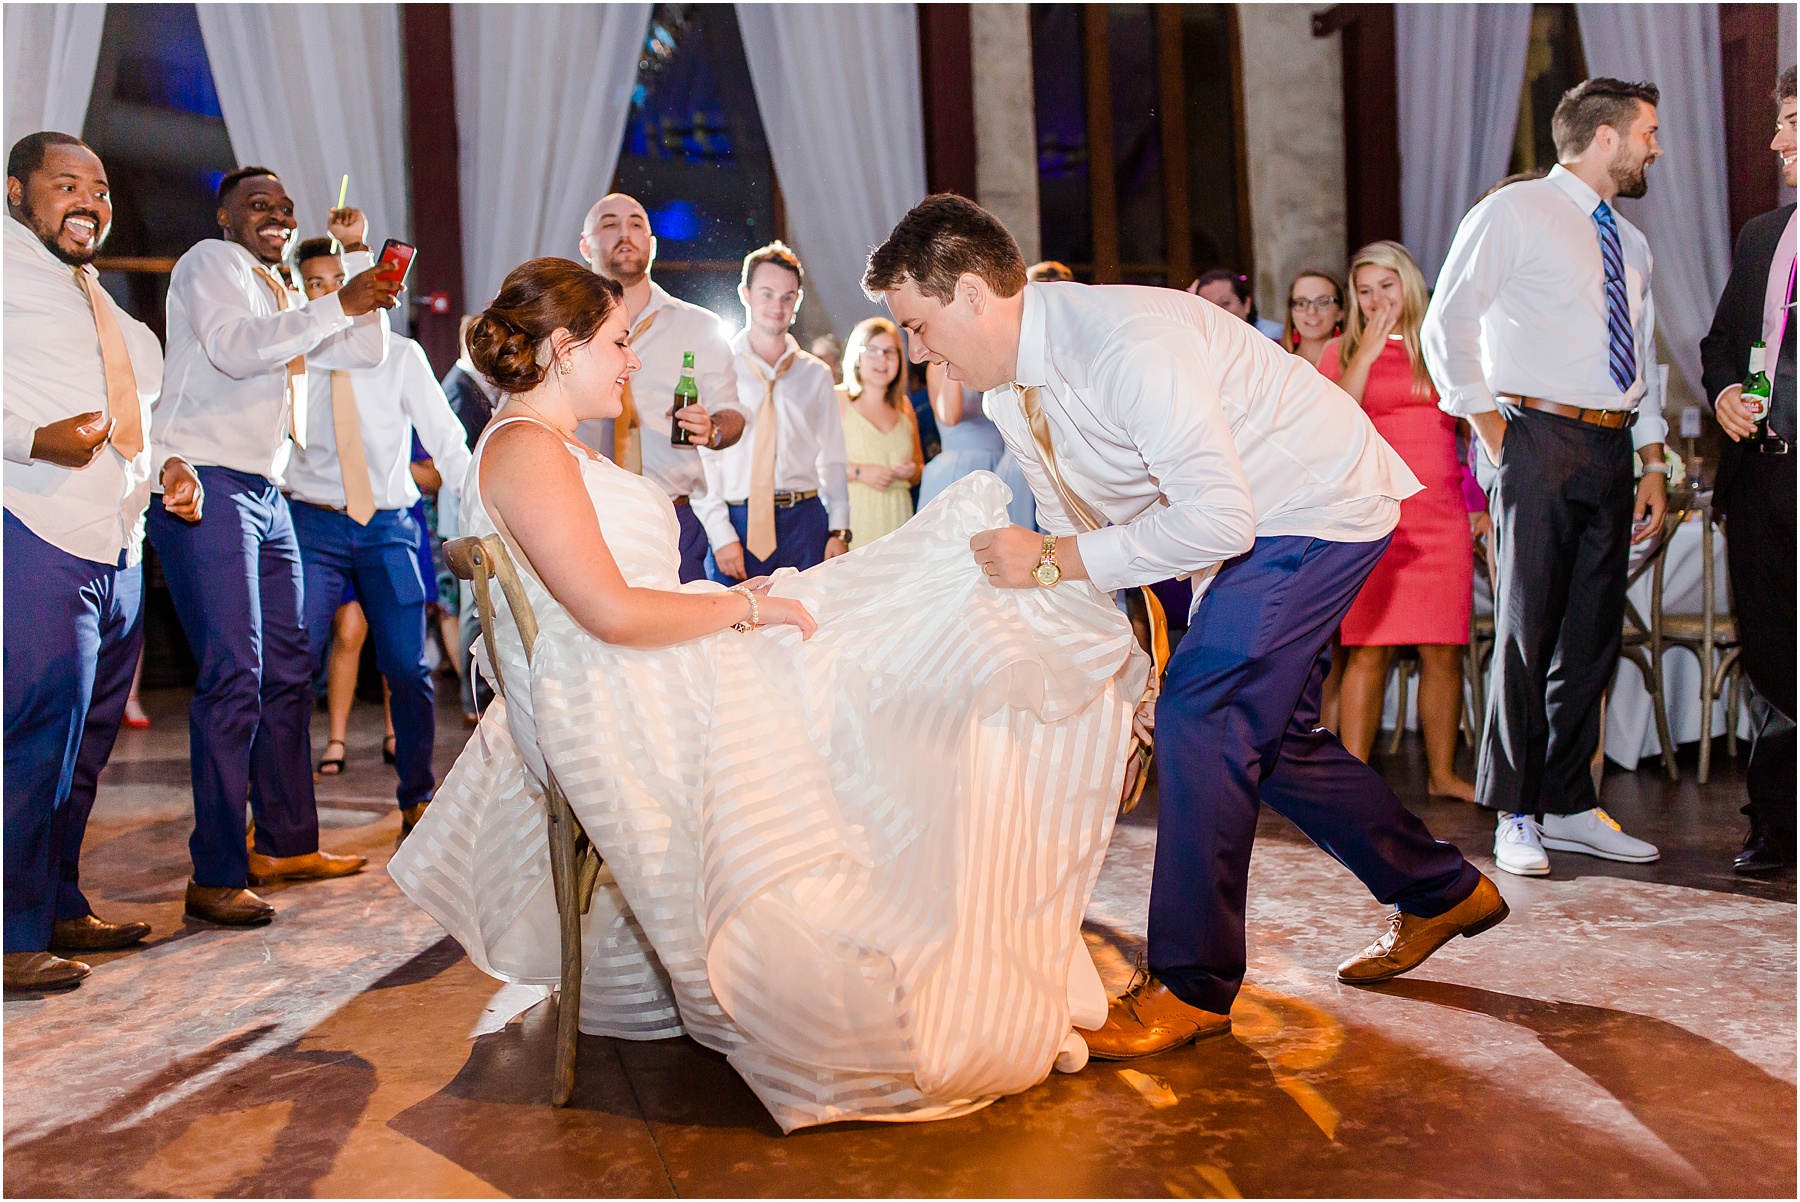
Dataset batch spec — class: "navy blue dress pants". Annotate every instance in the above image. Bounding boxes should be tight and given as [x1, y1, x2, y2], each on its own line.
[3, 512, 144, 952]
[147, 468, 318, 888]
[290, 501, 435, 810]
[675, 502, 710, 584]
[1149, 534, 1479, 1015]
[705, 495, 829, 584]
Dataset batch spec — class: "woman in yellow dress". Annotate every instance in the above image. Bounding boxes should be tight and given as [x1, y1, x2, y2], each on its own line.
[837, 317, 924, 547]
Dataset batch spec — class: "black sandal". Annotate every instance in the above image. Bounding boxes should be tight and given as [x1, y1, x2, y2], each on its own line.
[382, 735, 397, 765]
[317, 740, 348, 776]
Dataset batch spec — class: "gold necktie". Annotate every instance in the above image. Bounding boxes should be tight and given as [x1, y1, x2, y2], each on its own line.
[1019, 385, 1104, 530]
[744, 351, 795, 562]
[614, 311, 658, 474]
[254, 267, 309, 450]
[72, 266, 143, 461]
[329, 370, 377, 524]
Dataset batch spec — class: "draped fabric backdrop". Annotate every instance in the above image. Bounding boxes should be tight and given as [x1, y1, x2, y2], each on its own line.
[1576, 3, 1731, 404]
[452, 3, 649, 314]
[196, 4, 411, 325]
[1395, 4, 1532, 283]
[3, 3, 106, 150]
[734, 4, 928, 336]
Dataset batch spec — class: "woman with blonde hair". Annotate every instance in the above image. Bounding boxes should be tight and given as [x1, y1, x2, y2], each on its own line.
[1283, 268, 1345, 368]
[1319, 240, 1485, 800]
[837, 317, 924, 546]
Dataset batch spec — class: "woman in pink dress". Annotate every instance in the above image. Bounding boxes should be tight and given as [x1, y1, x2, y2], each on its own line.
[1320, 241, 1485, 800]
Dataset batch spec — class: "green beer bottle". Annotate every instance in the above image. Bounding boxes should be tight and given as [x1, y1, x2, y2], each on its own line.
[670, 350, 699, 446]
[1743, 341, 1772, 443]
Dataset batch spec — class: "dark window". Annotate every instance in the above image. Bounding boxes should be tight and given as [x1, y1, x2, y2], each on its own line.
[610, 4, 779, 322]
[1510, 4, 1588, 176]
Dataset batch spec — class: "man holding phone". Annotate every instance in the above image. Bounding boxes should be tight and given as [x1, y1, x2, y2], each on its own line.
[288, 235, 471, 840]
[1422, 78, 1668, 876]
[149, 167, 401, 927]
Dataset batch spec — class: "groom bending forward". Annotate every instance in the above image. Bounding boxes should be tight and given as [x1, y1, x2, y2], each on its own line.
[866, 195, 1507, 1058]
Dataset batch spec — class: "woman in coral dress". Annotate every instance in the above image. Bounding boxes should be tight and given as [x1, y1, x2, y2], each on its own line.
[1320, 241, 1483, 800]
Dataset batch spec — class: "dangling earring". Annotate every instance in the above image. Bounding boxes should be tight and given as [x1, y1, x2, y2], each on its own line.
[557, 358, 573, 376]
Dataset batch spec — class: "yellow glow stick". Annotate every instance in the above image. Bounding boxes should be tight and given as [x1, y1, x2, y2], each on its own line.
[330, 175, 349, 252]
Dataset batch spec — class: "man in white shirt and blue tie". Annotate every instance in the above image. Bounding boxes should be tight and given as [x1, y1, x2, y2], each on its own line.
[149, 167, 402, 927]
[290, 237, 473, 839]
[576, 193, 745, 581]
[3, 133, 205, 991]
[870, 195, 1504, 1059]
[1424, 79, 1669, 878]
[697, 241, 851, 582]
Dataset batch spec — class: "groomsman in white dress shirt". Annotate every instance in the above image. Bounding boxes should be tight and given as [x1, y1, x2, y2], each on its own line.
[576, 192, 745, 581]
[697, 241, 852, 582]
[149, 167, 401, 928]
[1423, 78, 1667, 878]
[289, 237, 473, 839]
[4, 133, 204, 991]
[869, 195, 1501, 1060]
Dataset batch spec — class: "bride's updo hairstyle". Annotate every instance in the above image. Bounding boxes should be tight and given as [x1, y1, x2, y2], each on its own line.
[467, 257, 625, 394]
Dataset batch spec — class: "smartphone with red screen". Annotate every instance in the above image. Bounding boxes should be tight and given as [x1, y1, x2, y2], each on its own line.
[377, 238, 416, 286]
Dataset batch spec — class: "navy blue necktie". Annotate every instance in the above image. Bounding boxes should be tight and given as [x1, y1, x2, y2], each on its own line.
[1593, 201, 1636, 392]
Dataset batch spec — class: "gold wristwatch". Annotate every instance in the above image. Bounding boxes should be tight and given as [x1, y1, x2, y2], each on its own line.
[1033, 534, 1062, 587]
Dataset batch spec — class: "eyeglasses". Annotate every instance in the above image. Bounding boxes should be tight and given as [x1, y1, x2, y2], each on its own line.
[1290, 296, 1342, 313]
[860, 346, 900, 361]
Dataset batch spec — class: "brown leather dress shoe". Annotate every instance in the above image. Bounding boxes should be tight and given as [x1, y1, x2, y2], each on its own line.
[1083, 975, 1232, 1060]
[184, 881, 276, 926]
[51, 913, 151, 951]
[4, 951, 91, 991]
[399, 801, 429, 840]
[1337, 873, 1509, 985]
[246, 849, 368, 885]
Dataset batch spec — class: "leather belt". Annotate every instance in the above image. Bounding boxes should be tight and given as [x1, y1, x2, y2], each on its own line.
[1502, 395, 1637, 429]
[727, 489, 818, 509]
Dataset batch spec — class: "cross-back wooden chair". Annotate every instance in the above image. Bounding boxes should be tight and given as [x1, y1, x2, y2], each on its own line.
[1615, 499, 1687, 781]
[443, 534, 603, 1108]
[1651, 492, 1743, 784]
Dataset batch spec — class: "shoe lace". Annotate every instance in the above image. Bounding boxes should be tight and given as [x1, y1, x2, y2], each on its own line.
[1591, 807, 1623, 832]
[1500, 814, 1537, 844]
[1371, 909, 1405, 954]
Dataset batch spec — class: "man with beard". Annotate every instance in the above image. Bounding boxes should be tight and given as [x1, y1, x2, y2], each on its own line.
[1700, 67, 1797, 873]
[1423, 78, 1668, 877]
[3, 133, 204, 990]
[149, 167, 400, 927]
[576, 193, 744, 581]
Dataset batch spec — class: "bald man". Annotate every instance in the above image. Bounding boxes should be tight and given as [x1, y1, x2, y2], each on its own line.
[577, 194, 745, 581]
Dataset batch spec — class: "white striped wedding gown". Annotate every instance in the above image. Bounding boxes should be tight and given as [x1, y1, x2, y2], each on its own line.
[390, 415, 1146, 1132]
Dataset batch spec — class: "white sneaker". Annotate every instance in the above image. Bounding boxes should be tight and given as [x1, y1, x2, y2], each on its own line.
[1540, 807, 1660, 863]
[1494, 813, 1551, 876]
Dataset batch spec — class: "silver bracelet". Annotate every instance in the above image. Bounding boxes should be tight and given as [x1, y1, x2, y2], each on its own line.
[1642, 461, 1672, 476]
[729, 584, 760, 632]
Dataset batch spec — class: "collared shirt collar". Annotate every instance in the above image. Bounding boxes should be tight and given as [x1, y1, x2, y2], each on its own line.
[1546, 163, 1606, 216]
[7, 213, 87, 277]
[1011, 283, 1050, 390]
[729, 327, 801, 377]
[637, 277, 674, 328]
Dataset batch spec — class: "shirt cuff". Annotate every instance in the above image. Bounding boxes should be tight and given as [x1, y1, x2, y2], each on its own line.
[1437, 387, 1499, 417]
[4, 413, 38, 465]
[1630, 414, 1669, 451]
[307, 289, 356, 335]
[1074, 527, 1134, 593]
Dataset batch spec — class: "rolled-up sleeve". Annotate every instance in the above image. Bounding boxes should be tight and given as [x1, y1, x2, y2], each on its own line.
[1073, 329, 1257, 591]
[1423, 198, 1515, 418]
[1629, 265, 1668, 450]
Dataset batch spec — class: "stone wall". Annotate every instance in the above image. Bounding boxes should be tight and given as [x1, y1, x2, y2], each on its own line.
[971, 3, 1042, 263]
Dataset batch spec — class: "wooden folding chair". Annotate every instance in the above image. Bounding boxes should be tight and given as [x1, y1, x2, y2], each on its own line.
[443, 534, 604, 1107]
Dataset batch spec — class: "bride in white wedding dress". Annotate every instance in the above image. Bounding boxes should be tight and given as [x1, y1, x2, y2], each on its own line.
[389, 258, 1147, 1133]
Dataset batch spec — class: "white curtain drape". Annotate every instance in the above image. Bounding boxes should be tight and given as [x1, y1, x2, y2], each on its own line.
[1395, 4, 1532, 282]
[452, 3, 649, 313]
[1576, 4, 1731, 404]
[4, 3, 106, 149]
[196, 5, 409, 295]
[735, 4, 928, 336]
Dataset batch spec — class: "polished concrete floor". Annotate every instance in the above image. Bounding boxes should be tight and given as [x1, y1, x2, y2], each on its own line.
[4, 684, 1793, 1197]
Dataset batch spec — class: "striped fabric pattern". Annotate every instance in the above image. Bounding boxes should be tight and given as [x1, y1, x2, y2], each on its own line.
[1593, 201, 1637, 392]
[390, 422, 1146, 1132]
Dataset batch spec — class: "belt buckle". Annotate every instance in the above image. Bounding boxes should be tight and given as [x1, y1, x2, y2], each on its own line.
[1759, 437, 1792, 455]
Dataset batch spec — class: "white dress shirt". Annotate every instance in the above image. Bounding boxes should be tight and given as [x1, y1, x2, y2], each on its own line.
[155, 240, 389, 484]
[4, 217, 163, 566]
[575, 279, 742, 501]
[987, 282, 1420, 609]
[694, 331, 850, 549]
[287, 334, 474, 511]
[1421, 165, 1666, 449]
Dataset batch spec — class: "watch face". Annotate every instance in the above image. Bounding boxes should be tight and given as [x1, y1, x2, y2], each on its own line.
[1034, 561, 1061, 587]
